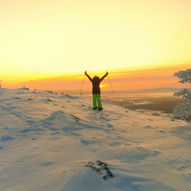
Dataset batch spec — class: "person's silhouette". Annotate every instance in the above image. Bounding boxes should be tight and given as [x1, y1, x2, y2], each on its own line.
[85, 71, 108, 110]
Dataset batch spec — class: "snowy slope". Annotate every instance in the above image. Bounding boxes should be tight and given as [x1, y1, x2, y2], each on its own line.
[0, 88, 191, 191]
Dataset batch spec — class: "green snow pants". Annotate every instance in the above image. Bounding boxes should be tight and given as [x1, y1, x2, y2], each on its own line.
[93, 94, 102, 109]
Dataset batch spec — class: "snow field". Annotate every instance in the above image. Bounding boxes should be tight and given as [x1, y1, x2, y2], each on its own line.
[0, 88, 190, 191]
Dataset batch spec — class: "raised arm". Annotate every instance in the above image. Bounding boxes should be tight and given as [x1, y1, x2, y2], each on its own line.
[100, 71, 108, 82]
[85, 71, 92, 82]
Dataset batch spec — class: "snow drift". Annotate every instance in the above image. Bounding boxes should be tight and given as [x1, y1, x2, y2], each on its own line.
[0, 88, 191, 191]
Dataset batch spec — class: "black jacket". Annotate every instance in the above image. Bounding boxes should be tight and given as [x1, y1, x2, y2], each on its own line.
[85, 73, 108, 94]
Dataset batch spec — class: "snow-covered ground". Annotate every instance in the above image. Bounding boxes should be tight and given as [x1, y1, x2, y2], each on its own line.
[0, 88, 191, 191]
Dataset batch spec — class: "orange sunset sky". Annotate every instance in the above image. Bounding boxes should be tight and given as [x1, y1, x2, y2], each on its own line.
[0, 0, 191, 90]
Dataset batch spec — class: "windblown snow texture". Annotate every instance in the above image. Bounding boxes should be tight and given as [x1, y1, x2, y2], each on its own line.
[0, 88, 190, 191]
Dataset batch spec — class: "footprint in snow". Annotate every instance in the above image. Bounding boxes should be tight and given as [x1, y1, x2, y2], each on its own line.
[71, 114, 80, 123]
[85, 160, 114, 181]
[41, 161, 54, 167]
[106, 123, 114, 128]
[0, 136, 14, 142]
[159, 130, 166, 133]
[27, 98, 33, 101]
[144, 125, 152, 129]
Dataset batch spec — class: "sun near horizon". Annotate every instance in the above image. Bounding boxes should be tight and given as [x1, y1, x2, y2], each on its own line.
[0, 0, 191, 89]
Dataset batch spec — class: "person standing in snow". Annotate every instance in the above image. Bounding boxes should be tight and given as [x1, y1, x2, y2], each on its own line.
[85, 71, 108, 110]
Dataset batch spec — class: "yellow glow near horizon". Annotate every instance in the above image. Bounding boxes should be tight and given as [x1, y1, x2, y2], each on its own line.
[100, 84, 107, 89]
[0, 0, 191, 84]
